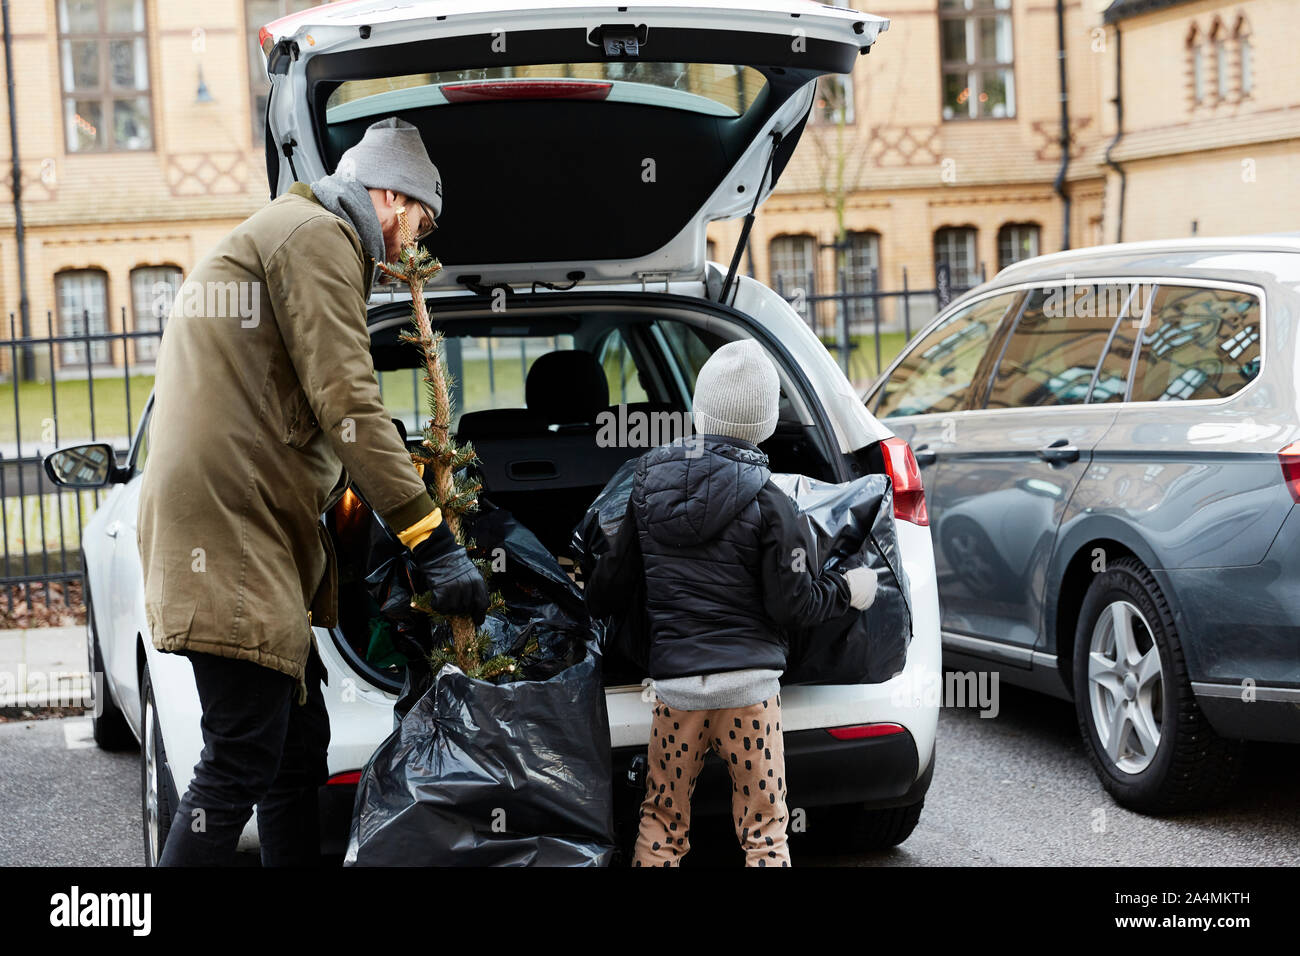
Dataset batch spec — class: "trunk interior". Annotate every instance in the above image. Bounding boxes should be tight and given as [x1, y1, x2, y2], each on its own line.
[326, 296, 842, 691]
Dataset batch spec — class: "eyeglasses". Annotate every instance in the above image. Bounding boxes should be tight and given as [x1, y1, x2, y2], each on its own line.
[411, 201, 438, 241]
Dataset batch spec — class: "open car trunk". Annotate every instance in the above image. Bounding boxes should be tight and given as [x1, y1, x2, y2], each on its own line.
[260, 0, 889, 286]
[323, 293, 860, 692]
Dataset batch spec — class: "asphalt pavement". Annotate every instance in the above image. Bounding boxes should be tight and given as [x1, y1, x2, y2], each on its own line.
[3, 678, 1296, 867]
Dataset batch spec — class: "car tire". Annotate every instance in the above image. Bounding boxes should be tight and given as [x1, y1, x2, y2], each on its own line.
[1071, 556, 1243, 814]
[140, 663, 178, 866]
[85, 584, 135, 751]
[817, 800, 924, 852]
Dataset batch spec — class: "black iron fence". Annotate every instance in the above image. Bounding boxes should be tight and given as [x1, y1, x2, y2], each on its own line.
[0, 266, 983, 613]
[775, 262, 985, 383]
[0, 309, 162, 616]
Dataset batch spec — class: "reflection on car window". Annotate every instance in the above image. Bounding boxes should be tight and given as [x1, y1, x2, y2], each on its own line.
[985, 284, 1127, 409]
[131, 402, 152, 473]
[1130, 285, 1261, 403]
[656, 320, 719, 397]
[874, 292, 1019, 418]
[1090, 289, 1142, 404]
[597, 330, 650, 405]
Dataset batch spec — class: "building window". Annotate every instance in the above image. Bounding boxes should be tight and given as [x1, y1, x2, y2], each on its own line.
[998, 223, 1040, 271]
[130, 266, 181, 364]
[1209, 19, 1229, 102]
[57, 0, 153, 152]
[843, 232, 880, 328]
[1236, 18, 1254, 97]
[940, 0, 1015, 120]
[1187, 26, 1204, 105]
[770, 235, 818, 320]
[1214, 37, 1229, 100]
[934, 227, 979, 289]
[247, 0, 316, 143]
[810, 74, 854, 125]
[56, 270, 111, 368]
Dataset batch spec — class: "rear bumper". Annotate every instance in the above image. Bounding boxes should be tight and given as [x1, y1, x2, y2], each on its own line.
[611, 725, 931, 818]
[1190, 684, 1300, 744]
[1156, 506, 1300, 742]
[318, 728, 934, 859]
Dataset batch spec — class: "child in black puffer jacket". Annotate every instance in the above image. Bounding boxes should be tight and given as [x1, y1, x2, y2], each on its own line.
[586, 339, 876, 867]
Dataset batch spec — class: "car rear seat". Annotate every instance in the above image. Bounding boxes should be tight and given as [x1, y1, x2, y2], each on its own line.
[457, 349, 637, 552]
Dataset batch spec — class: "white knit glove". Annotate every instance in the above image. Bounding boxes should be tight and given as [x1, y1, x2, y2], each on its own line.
[843, 566, 878, 611]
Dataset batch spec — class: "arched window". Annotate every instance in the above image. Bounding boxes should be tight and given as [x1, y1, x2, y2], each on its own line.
[998, 223, 1040, 271]
[1235, 16, 1254, 97]
[1186, 25, 1204, 105]
[55, 269, 110, 368]
[130, 265, 183, 364]
[769, 235, 818, 319]
[934, 227, 979, 289]
[843, 231, 880, 329]
[1210, 18, 1229, 101]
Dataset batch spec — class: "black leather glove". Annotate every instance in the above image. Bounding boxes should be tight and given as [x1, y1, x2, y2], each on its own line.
[408, 522, 489, 626]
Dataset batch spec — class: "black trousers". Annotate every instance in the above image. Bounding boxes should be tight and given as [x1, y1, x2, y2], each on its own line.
[157, 647, 330, 867]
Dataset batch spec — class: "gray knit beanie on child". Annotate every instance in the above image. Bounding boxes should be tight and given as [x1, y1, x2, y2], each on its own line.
[691, 339, 780, 445]
[336, 117, 444, 217]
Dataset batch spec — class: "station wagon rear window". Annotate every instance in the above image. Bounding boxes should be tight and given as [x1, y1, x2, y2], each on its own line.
[1130, 285, 1261, 403]
[326, 63, 768, 122]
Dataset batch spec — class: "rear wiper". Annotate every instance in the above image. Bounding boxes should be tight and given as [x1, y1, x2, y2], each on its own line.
[456, 274, 512, 298]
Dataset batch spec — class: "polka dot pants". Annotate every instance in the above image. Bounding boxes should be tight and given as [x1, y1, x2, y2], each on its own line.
[632, 694, 790, 868]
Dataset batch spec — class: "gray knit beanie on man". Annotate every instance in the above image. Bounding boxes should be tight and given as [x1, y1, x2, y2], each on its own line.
[691, 339, 781, 445]
[336, 117, 443, 217]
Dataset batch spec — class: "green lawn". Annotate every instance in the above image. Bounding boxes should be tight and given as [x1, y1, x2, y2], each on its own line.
[1, 332, 912, 446]
[822, 332, 909, 391]
[0, 375, 156, 446]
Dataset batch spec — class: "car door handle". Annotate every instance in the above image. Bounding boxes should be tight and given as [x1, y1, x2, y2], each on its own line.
[1037, 439, 1079, 464]
[913, 443, 938, 467]
[105, 520, 121, 538]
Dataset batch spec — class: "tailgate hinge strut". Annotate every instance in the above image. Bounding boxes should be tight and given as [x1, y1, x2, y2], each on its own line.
[720, 131, 782, 305]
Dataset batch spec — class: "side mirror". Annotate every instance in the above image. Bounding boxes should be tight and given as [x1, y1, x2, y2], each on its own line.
[43, 443, 125, 488]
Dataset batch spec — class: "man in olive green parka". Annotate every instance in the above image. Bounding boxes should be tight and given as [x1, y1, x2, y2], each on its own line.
[137, 117, 487, 866]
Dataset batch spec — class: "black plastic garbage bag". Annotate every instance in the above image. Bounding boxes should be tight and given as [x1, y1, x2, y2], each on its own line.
[769, 472, 913, 685]
[346, 504, 615, 866]
[573, 466, 912, 686]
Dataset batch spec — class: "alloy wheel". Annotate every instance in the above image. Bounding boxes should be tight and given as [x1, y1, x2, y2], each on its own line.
[143, 695, 161, 863]
[1086, 600, 1164, 774]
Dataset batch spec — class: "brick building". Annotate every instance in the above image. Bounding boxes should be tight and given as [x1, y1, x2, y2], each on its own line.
[708, 0, 1298, 335]
[0, 0, 1295, 377]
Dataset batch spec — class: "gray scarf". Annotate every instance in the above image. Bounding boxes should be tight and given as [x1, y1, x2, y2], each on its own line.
[309, 172, 386, 268]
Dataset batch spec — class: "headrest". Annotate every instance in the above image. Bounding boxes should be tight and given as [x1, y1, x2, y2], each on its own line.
[525, 350, 610, 424]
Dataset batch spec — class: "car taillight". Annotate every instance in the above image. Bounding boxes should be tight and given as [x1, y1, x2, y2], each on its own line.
[326, 770, 362, 786]
[881, 436, 929, 526]
[827, 723, 906, 740]
[441, 80, 613, 103]
[1280, 442, 1300, 502]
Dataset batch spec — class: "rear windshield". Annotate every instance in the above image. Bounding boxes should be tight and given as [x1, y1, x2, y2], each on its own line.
[326, 63, 768, 121]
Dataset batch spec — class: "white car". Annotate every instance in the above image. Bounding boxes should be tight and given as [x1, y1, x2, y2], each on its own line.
[46, 0, 940, 865]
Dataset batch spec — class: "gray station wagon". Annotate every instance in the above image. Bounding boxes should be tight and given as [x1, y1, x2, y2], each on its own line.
[865, 235, 1300, 813]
